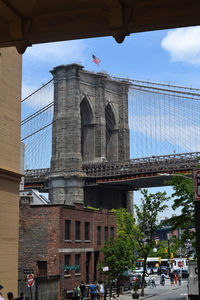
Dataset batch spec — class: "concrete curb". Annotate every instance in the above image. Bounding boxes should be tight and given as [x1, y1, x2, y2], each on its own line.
[140, 294, 156, 299]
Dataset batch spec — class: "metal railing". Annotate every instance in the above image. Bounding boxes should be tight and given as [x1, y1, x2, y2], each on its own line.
[24, 152, 200, 184]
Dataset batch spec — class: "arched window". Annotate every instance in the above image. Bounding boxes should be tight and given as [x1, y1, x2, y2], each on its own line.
[105, 104, 118, 161]
[80, 97, 94, 162]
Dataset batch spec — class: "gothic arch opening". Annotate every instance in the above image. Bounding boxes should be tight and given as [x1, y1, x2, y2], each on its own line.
[80, 97, 94, 162]
[105, 104, 118, 161]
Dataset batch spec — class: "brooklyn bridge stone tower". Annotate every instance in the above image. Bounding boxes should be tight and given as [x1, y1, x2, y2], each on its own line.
[49, 64, 132, 211]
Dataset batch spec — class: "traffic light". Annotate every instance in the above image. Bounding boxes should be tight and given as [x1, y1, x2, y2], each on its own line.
[159, 257, 161, 264]
[170, 253, 173, 259]
[165, 247, 168, 253]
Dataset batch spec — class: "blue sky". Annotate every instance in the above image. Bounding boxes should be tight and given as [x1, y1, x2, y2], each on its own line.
[22, 26, 200, 217]
[22, 26, 200, 97]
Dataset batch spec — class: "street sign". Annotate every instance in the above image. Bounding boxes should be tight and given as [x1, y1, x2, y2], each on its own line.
[178, 261, 183, 267]
[62, 265, 80, 271]
[194, 170, 200, 201]
[27, 274, 34, 287]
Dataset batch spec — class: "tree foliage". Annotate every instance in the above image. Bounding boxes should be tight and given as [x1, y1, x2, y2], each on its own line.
[100, 238, 134, 281]
[113, 190, 169, 296]
[164, 175, 196, 255]
[134, 189, 169, 295]
[149, 238, 182, 258]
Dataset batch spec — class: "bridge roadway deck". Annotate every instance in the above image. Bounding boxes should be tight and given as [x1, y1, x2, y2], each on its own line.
[23, 152, 199, 191]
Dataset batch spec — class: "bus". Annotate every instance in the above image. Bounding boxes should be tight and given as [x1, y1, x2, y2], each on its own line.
[136, 257, 161, 273]
[136, 257, 188, 274]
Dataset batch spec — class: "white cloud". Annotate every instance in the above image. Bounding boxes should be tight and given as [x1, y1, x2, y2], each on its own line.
[161, 26, 200, 65]
[22, 40, 88, 107]
[24, 40, 87, 64]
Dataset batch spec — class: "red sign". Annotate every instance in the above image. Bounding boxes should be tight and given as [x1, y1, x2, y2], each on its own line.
[194, 170, 200, 201]
[27, 274, 34, 287]
[178, 261, 182, 267]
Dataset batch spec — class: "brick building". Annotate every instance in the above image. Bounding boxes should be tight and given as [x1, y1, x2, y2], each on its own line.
[19, 194, 116, 298]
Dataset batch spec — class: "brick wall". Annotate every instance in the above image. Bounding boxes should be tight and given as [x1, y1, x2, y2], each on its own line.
[19, 197, 60, 279]
[19, 198, 116, 296]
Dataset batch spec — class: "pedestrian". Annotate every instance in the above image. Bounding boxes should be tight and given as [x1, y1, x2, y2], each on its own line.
[175, 273, 177, 285]
[169, 272, 174, 285]
[151, 276, 156, 288]
[178, 273, 181, 286]
[7, 292, 14, 300]
[73, 286, 81, 300]
[160, 274, 165, 286]
[0, 292, 5, 300]
[18, 292, 29, 300]
[98, 281, 105, 300]
[80, 281, 86, 300]
[96, 282, 100, 300]
[89, 281, 97, 300]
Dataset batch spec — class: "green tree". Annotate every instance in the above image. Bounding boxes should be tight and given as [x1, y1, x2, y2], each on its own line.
[114, 208, 138, 266]
[148, 238, 181, 258]
[114, 190, 169, 297]
[134, 189, 169, 296]
[100, 237, 134, 296]
[165, 175, 196, 256]
[149, 240, 169, 258]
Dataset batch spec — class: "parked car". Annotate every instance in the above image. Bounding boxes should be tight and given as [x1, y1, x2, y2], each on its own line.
[119, 271, 149, 291]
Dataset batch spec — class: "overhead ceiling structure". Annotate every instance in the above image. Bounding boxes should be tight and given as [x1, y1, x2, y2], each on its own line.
[0, 0, 200, 54]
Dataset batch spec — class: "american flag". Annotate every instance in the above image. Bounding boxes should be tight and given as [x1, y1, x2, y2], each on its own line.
[92, 54, 101, 66]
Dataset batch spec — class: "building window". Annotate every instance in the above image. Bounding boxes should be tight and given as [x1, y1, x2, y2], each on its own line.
[75, 254, 80, 273]
[65, 220, 71, 240]
[64, 254, 70, 275]
[85, 222, 90, 240]
[110, 227, 114, 239]
[104, 226, 108, 241]
[75, 221, 81, 240]
[97, 226, 101, 244]
[37, 261, 47, 276]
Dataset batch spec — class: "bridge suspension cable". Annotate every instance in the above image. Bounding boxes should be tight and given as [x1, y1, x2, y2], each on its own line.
[128, 83, 200, 158]
[21, 79, 53, 169]
[21, 74, 200, 170]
